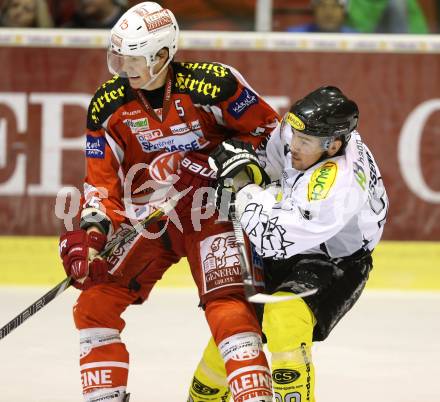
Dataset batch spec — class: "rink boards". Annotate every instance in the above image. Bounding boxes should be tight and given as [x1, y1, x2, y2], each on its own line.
[0, 237, 439, 290]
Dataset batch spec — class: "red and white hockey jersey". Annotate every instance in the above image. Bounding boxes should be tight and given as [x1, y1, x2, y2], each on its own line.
[81, 61, 280, 233]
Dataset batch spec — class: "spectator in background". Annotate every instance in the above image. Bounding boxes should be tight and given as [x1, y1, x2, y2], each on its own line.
[153, 0, 255, 31]
[0, 0, 54, 27]
[287, 0, 357, 33]
[63, 0, 126, 28]
[347, 0, 429, 33]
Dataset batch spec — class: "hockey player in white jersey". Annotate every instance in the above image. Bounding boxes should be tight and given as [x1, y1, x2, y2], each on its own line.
[188, 86, 388, 402]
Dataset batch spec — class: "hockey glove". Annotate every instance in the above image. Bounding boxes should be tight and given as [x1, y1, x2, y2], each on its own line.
[59, 229, 109, 290]
[171, 152, 216, 217]
[208, 139, 270, 213]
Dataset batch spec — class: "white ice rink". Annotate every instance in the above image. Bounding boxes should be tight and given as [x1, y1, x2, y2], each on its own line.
[1, 286, 439, 402]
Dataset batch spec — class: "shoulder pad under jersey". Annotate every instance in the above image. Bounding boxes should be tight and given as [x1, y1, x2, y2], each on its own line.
[87, 75, 135, 130]
[172, 62, 238, 105]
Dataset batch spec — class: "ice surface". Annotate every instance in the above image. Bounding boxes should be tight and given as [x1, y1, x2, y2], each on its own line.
[0, 287, 439, 402]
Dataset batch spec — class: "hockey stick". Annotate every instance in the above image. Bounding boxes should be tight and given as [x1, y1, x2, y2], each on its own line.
[230, 205, 317, 304]
[0, 192, 186, 341]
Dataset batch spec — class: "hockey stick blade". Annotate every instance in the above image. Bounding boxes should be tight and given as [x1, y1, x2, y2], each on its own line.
[247, 288, 318, 304]
[0, 277, 71, 340]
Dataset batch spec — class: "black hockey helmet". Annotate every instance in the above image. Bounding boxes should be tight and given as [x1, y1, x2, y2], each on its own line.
[286, 86, 359, 139]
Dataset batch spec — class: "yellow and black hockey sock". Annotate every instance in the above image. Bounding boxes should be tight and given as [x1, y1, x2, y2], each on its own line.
[187, 337, 230, 402]
[263, 291, 316, 402]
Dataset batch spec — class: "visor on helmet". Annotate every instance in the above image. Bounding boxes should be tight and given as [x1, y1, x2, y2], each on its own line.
[281, 112, 335, 154]
[107, 49, 152, 79]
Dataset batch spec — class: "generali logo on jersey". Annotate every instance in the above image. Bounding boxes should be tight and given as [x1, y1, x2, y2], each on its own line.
[201, 233, 243, 293]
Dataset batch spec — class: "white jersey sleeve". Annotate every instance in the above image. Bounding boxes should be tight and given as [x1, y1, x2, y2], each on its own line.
[258, 122, 286, 181]
[235, 131, 388, 259]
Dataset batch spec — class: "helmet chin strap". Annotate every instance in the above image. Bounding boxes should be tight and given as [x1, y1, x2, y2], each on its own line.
[141, 57, 172, 90]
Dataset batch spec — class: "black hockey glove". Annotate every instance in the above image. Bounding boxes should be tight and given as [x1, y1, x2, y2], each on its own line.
[208, 139, 270, 215]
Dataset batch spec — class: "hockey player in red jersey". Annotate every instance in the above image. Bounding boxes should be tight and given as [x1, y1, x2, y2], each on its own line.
[58, 2, 279, 402]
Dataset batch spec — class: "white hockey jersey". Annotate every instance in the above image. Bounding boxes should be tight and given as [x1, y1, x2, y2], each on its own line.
[235, 124, 389, 260]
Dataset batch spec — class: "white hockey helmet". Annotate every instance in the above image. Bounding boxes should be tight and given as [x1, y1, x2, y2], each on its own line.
[107, 2, 179, 81]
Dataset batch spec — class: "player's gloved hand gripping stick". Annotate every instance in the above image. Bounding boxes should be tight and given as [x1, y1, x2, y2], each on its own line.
[0, 192, 186, 341]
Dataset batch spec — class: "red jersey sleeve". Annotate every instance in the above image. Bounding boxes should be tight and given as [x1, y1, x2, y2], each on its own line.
[80, 77, 129, 235]
[218, 65, 280, 148]
[177, 62, 280, 150]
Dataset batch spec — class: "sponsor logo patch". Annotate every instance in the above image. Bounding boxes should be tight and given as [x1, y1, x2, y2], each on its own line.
[227, 88, 258, 119]
[136, 131, 207, 153]
[201, 233, 242, 293]
[170, 122, 191, 135]
[286, 112, 305, 131]
[175, 72, 222, 99]
[86, 135, 105, 159]
[123, 117, 149, 133]
[180, 62, 229, 78]
[90, 83, 125, 124]
[110, 33, 123, 48]
[229, 368, 272, 400]
[181, 156, 216, 179]
[143, 9, 173, 32]
[122, 109, 142, 116]
[272, 369, 301, 384]
[353, 136, 367, 191]
[307, 161, 337, 201]
[169, 120, 203, 137]
[149, 151, 184, 183]
[220, 333, 262, 362]
[191, 377, 220, 395]
[81, 369, 112, 390]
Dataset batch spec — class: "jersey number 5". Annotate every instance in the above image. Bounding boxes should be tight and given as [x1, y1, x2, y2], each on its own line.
[174, 99, 185, 117]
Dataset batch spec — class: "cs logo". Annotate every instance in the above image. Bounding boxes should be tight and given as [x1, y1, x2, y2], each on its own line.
[272, 369, 301, 384]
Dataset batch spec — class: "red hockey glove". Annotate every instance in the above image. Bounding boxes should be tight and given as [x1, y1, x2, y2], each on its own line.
[59, 230, 109, 290]
[171, 152, 217, 217]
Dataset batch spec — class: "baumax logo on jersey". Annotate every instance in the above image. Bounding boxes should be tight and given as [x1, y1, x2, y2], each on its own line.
[123, 117, 149, 133]
[307, 161, 338, 201]
[175, 72, 222, 99]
